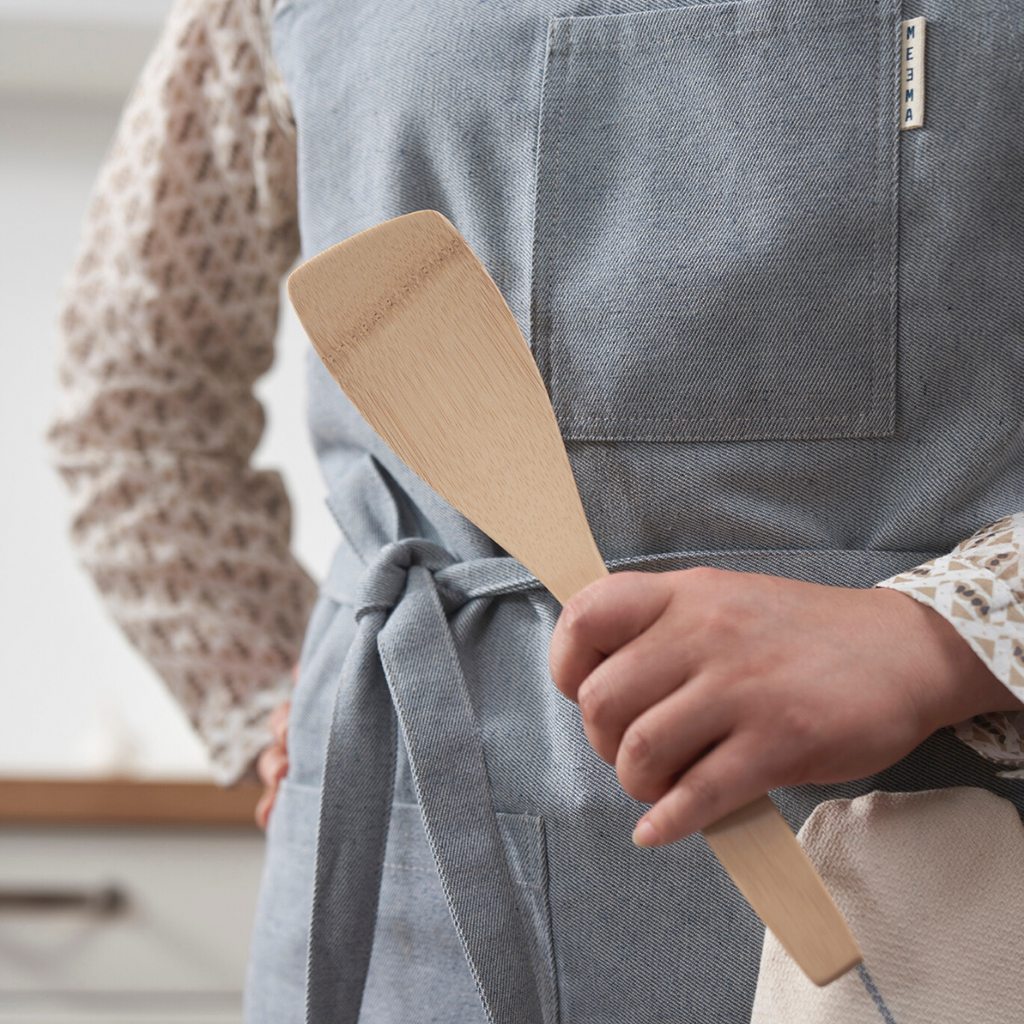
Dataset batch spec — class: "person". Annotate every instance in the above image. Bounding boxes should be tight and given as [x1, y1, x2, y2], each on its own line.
[49, 0, 1024, 1020]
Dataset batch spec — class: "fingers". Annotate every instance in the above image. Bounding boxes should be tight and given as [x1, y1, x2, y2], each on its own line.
[258, 743, 289, 786]
[549, 567, 814, 849]
[255, 702, 291, 830]
[269, 700, 291, 747]
[613, 676, 730, 802]
[255, 744, 288, 830]
[575, 614, 704, 763]
[631, 735, 778, 847]
[550, 572, 673, 702]
[254, 786, 276, 831]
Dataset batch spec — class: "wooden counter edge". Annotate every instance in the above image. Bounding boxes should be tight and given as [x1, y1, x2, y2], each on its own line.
[0, 778, 262, 829]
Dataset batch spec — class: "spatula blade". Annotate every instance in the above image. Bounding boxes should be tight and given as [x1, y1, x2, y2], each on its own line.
[288, 210, 606, 603]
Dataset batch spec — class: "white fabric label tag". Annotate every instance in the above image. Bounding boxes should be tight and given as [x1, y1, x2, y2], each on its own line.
[900, 18, 926, 129]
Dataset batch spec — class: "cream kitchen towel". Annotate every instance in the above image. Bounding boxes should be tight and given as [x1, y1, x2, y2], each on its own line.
[750, 788, 1024, 1024]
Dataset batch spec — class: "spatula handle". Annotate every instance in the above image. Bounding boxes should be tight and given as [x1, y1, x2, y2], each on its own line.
[703, 795, 861, 985]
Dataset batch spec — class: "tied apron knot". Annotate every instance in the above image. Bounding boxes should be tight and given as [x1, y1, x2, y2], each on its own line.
[352, 539, 457, 623]
[307, 535, 547, 1024]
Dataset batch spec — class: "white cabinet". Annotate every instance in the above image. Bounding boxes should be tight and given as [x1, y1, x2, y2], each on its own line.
[0, 783, 265, 1023]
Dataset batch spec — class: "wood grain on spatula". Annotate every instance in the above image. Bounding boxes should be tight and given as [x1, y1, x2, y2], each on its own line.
[287, 210, 862, 986]
[289, 212, 605, 603]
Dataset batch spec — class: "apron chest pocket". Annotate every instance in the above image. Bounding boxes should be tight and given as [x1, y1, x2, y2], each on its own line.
[533, 0, 900, 443]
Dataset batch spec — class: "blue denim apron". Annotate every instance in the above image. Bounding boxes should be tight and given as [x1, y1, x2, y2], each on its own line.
[245, 0, 1024, 1021]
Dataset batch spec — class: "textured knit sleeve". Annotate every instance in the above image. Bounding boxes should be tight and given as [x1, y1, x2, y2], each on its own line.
[48, 0, 318, 783]
[877, 515, 1024, 778]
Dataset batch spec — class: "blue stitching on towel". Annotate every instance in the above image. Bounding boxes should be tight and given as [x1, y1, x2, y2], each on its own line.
[858, 964, 898, 1024]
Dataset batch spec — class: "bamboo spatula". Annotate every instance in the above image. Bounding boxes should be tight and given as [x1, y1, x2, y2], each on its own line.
[287, 210, 862, 986]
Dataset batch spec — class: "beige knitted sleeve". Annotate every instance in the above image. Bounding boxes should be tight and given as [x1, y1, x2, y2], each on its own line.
[48, 0, 317, 783]
[878, 515, 1024, 777]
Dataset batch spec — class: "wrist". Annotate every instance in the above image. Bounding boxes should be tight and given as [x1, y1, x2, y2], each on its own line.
[881, 588, 1024, 732]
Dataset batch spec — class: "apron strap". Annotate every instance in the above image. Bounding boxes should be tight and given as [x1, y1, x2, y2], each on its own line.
[306, 539, 546, 1024]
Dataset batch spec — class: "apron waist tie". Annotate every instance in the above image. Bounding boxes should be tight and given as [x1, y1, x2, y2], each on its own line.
[306, 538, 546, 1024]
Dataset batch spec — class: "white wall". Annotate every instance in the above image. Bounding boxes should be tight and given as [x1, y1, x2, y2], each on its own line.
[0, 0, 174, 99]
[0, 4, 337, 778]
[0, 0, 173, 22]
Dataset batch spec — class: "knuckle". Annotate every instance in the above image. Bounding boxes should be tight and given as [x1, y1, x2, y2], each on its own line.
[258, 746, 289, 787]
[577, 677, 614, 731]
[679, 568, 733, 635]
[558, 594, 593, 644]
[699, 602, 734, 643]
[683, 565, 721, 588]
[759, 706, 823, 787]
[254, 793, 271, 830]
[681, 771, 722, 817]
[548, 653, 574, 698]
[617, 721, 656, 780]
[779, 703, 818, 746]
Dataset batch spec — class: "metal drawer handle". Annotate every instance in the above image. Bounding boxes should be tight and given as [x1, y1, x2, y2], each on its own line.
[0, 885, 128, 916]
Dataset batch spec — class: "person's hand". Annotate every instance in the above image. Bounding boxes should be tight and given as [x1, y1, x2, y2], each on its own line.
[549, 568, 1022, 848]
[254, 697, 291, 830]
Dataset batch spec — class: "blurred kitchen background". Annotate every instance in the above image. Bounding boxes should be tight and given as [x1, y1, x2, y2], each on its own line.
[0, 1, 335, 1019]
